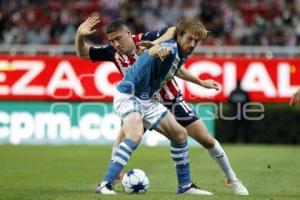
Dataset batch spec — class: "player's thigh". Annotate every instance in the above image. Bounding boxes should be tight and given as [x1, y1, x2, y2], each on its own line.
[163, 95, 214, 146]
[122, 112, 144, 142]
[185, 119, 215, 148]
[164, 96, 199, 127]
[140, 100, 187, 143]
[113, 91, 143, 142]
[155, 111, 187, 144]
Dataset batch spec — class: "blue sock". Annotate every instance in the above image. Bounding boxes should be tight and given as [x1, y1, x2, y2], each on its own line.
[170, 142, 191, 187]
[103, 138, 138, 183]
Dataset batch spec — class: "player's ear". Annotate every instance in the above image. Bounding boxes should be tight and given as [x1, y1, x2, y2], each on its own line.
[177, 33, 185, 43]
[123, 26, 131, 37]
[127, 30, 131, 37]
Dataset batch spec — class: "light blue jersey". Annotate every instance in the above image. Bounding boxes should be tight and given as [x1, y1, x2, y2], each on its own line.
[117, 39, 187, 100]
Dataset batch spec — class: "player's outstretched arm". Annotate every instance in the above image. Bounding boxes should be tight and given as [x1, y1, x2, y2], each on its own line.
[137, 27, 176, 49]
[75, 16, 101, 59]
[289, 88, 300, 108]
[153, 27, 176, 44]
[176, 68, 219, 90]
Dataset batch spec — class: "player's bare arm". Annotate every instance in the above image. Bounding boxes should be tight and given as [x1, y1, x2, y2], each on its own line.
[176, 68, 219, 90]
[152, 27, 176, 45]
[76, 16, 101, 59]
[137, 27, 176, 49]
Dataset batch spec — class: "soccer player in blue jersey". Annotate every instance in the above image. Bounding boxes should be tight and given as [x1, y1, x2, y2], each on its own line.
[76, 17, 248, 195]
[94, 18, 215, 195]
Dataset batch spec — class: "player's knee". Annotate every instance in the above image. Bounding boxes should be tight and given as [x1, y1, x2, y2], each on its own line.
[172, 129, 187, 144]
[123, 112, 143, 143]
[202, 137, 215, 149]
[130, 133, 143, 144]
[124, 131, 143, 143]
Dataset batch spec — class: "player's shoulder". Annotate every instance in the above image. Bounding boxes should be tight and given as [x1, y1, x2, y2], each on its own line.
[160, 39, 177, 49]
[136, 27, 169, 42]
[132, 33, 144, 43]
[89, 45, 116, 62]
[92, 44, 116, 52]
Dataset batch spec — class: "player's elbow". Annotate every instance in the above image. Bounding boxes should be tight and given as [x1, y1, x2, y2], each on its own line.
[76, 51, 82, 57]
[76, 50, 89, 59]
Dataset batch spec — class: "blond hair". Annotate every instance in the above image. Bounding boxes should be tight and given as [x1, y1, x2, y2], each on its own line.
[175, 18, 208, 40]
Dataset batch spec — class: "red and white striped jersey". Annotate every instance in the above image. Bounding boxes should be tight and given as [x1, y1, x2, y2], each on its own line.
[89, 29, 180, 101]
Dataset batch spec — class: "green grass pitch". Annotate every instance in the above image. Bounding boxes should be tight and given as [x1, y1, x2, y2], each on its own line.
[0, 144, 299, 200]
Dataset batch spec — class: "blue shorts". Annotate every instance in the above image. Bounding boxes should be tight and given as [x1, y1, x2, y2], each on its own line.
[163, 94, 199, 127]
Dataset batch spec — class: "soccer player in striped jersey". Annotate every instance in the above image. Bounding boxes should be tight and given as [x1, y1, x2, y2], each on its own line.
[76, 16, 248, 195]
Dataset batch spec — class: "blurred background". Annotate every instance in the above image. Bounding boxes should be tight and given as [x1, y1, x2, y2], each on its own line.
[0, 0, 300, 145]
[2, 0, 300, 46]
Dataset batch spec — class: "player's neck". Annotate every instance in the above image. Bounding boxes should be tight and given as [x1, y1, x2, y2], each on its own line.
[123, 40, 136, 56]
[126, 45, 136, 56]
[129, 47, 136, 55]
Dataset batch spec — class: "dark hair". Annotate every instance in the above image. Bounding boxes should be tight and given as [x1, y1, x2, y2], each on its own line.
[175, 18, 208, 40]
[106, 19, 127, 34]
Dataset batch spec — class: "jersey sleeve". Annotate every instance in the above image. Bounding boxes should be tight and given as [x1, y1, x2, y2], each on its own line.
[89, 45, 115, 62]
[141, 27, 168, 41]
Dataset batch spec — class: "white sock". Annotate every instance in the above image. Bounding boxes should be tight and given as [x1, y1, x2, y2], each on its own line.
[208, 139, 237, 180]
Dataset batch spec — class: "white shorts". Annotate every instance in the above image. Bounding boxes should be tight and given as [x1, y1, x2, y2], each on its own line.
[113, 90, 168, 130]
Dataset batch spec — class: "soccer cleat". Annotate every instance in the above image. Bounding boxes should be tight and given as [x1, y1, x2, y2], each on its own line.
[96, 181, 116, 195]
[177, 183, 213, 195]
[225, 179, 249, 195]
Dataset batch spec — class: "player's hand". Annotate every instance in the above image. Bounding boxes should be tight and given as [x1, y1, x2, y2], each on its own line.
[201, 79, 219, 91]
[137, 41, 155, 49]
[157, 47, 171, 61]
[289, 88, 300, 108]
[77, 16, 100, 36]
[136, 41, 155, 56]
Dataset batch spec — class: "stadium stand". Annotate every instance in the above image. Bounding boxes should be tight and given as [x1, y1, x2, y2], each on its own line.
[1, 0, 300, 46]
